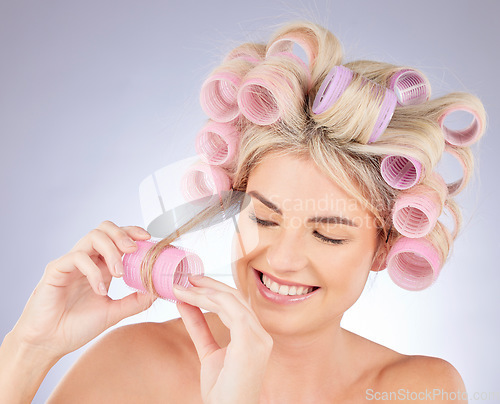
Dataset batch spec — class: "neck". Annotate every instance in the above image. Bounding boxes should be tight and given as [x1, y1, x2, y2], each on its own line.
[260, 317, 351, 402]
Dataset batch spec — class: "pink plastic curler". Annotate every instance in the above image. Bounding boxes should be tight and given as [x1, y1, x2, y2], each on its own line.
[392, 187, 441, 238]
[312, 65, 354, 114]
[368, 88, 397, 143]
[195, 121, 240, 167]
[181, 162, 232, 203]
[443, 144, 468, 197]
[222, 43, 263, 65]
[380, 155, 423, 190]
[237, 78, 280, 125]
[388, 69, 431, 106]
[122, 240, 204, 303]
[438, 106, 483, 147]
[265, 36, 315, 70]
[386, 237, 442, 291]
[272, 51, 312, 92]
[200, 72, 242, 123]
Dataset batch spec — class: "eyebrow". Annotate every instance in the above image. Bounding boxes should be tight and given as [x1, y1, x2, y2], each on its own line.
[247, 190, 359, 227]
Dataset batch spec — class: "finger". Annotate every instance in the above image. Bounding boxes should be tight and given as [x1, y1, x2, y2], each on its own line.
[71, 221, 150, 257]
[107, 292, 157, 327]
[45, 251, 109, 296]
[85, 229, 128, 278]
[173, 286, 264, 341]
[188, 276, 258, 321]
[176, 302, 220, 361]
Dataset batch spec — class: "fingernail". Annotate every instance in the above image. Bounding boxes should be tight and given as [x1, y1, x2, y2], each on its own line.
[99, 282, 108, 295]
[115, 262, 124, 276]
[188, 274, 204, 281]
[173, 283, 187, 291]
[138, 228, 150, 237]
[124, 238, 136, 248]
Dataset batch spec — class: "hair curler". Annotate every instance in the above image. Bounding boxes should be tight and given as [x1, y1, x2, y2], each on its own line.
[265, 36, 314, 68]
[272, 51, 312, 92]
[380, 155, 423, 190]
[237, 78, 280, 125]
[386, 236, 442, 291]
[195, 121, 240, 168]
[368, 87, 397, 143]
[438, 106, 483, 147]
[123, 240, 204, 303]
[392, 185, 441, 238]
[200, 72, 242, 123]
[181, 162, 232, 204]
[223, 43, 263, 65]
[388, 69, 431, 106]
[441, 143, 471, 197]
[312, 65, 354, 114]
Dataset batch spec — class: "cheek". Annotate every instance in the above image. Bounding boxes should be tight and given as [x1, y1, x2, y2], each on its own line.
[319, 242, 375, 292]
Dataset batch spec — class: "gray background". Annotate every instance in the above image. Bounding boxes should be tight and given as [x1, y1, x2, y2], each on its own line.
[1, 0, 498, 402]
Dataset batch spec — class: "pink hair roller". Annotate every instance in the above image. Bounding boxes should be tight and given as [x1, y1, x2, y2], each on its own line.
[438, 106, 483, 147]
[195, 121, 240, 167]
[237, 78, 280, 125]
[273, 51, 312, 92]
[181, 162, 232, 203]
[392, 187, 441, 238]
[381, 155, 423, 190]
[200, 72, 242, 123]
[122, 240, 204, 303]
[265, 36, 315, 70]
[443, 144, 468, 197]
[368, 88, 397, 143]
[388, 69, 431, 106]
[222, 43, 263, 65]
[386, 237, 442, 291]
[312, 65, 354, 114]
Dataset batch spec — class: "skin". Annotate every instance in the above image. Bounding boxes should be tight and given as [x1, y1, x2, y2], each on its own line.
[230, 152, 387, 401]
[1, 152, 467, 403]
[167, 152, 467, 403]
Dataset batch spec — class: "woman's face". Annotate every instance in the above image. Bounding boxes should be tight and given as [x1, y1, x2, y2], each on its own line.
[231, 152, 382, 336]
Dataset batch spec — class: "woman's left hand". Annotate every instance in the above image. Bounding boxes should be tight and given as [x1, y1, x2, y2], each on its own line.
[173, 275, 273, 404]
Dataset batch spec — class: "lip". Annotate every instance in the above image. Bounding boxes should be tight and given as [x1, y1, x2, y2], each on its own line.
[252, 268, 320, 305]
[259, 269, 318, 288]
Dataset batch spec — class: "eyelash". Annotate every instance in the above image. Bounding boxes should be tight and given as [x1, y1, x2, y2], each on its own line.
[248, 213, 346, 245]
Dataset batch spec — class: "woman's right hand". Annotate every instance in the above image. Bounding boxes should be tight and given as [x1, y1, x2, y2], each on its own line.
[8, 220, 157, 359]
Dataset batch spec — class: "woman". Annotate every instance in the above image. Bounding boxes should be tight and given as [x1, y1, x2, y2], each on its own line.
[0, 20, 483, 403]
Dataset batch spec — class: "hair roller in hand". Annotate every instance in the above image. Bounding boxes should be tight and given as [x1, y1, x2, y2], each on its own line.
[200, 72, 242, 123]
[195, 121, 240, 168]
[392, 185, 442, 238]
[312, 65, 354, 114]
[181, 162, 232, 203]
[381, 155, 423, 190]
[388, 68, 431, 106]
[386, 237, 442, 291]
[368, 87, 397, 143]
[438, 106, 483, 147]
[122, 240, 204, 303]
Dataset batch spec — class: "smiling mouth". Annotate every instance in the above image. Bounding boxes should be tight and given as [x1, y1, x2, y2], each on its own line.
[257, 270, 320, 297]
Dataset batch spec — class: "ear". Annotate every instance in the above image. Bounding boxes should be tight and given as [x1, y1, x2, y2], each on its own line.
[370, 242, 389, 273]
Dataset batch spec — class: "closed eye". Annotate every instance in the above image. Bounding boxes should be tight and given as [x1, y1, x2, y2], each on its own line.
[248, 213, 346, 245]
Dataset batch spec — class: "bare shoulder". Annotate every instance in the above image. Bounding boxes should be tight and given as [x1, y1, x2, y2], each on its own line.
[47, 317, 202, 403]
[373, 354, 467, 402]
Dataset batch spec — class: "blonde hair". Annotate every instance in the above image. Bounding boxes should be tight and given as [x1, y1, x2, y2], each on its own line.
[139, 20, 486, 296]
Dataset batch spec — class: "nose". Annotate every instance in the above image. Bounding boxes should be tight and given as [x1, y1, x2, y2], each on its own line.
[265, 227, 308, 274]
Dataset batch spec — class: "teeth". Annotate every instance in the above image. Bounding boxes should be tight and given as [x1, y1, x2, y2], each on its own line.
[261, 273, 314, 296]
